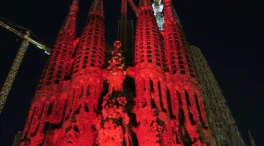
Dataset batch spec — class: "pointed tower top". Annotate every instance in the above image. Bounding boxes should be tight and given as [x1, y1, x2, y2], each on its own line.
[59, 0, 79, 33]
[163, 0, 181, 26]
[89, 0, 104, 15]
[69, 0, 79, 16]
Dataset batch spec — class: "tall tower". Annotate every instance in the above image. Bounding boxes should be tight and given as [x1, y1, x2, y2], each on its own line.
[188, 45, 246, 146]
[162, 0, 215, 145]
[128, 0, 173, 145]
[38, 0, 79, 89]
[18, 0, 223, 145]
[20, 0, 79, 145]
[56, 0, 105, 145]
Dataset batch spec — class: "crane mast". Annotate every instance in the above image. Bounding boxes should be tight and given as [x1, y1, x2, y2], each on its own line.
[0, 21, 51, 54]
[0, 20, 50, 114]
[0, 34, 29, 114]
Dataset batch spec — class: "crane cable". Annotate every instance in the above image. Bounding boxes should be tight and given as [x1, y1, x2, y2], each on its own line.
[0, 16, 45, 44]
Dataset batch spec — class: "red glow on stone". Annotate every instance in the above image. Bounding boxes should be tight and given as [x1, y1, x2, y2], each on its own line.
[20, 0, 215, 145]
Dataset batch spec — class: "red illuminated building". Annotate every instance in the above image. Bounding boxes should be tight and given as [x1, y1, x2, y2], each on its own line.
[20, 0, 216, 145]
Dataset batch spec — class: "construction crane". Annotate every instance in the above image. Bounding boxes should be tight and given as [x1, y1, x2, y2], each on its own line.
[0, 20, 51, 114]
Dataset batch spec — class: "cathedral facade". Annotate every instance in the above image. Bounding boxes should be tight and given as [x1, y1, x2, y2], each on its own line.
[20, 0, 218, 145]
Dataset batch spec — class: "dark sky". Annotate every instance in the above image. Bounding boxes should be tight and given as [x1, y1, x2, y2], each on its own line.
[0, 0, 263, 145]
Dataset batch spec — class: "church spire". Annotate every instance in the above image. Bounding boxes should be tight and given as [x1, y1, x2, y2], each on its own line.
[163, 1, 215, 145]
[20, 0, 80, 145]
[163, 0, 181, 27]
[134, 0, 165, 69]
[130, 0, 174, 145]
[89, 0, 104, 15]
[69, 0, 79, 15]
[59, 0, 105, 145]
[59, 0, 79, 33]
[163, 0, 194, 77]
[73, 0, 105, 74]
[37, 0, 79, 88]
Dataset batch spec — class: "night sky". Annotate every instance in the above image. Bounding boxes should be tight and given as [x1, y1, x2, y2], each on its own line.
[0, 0, 263, 145]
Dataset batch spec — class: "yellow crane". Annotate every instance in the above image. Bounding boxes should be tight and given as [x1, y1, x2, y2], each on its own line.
[0, 20, 51, 114]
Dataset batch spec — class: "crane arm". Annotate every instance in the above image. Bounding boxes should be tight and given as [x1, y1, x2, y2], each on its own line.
[0, 21, 24, 38]
[0, 20, 51, 114]
[0, 20, 51, 55]
[27, 37, 50, 55]
[127, 0, 138, 17]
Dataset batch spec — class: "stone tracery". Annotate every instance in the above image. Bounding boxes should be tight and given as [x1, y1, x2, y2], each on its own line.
[19, 0, 216, 145]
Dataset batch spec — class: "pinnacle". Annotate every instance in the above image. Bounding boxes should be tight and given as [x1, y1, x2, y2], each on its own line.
[72, 0, 79, 5]
[89, 0, 104, 15]
[69, 0, 79, 15]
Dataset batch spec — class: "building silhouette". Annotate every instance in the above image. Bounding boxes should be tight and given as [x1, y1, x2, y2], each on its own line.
[189, 45, 246, 146]
[17, 0, 250, 145]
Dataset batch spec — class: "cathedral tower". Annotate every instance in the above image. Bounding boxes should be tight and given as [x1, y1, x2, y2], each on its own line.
[19, 0, 218, 145]
[189, 45, 246, 146]
[20, 0, 79, 145]
[127, 0, 174, 145]
[55, 0, 105, 145]
[162, 0, 215, 145]
[38, 0, 79, 88]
